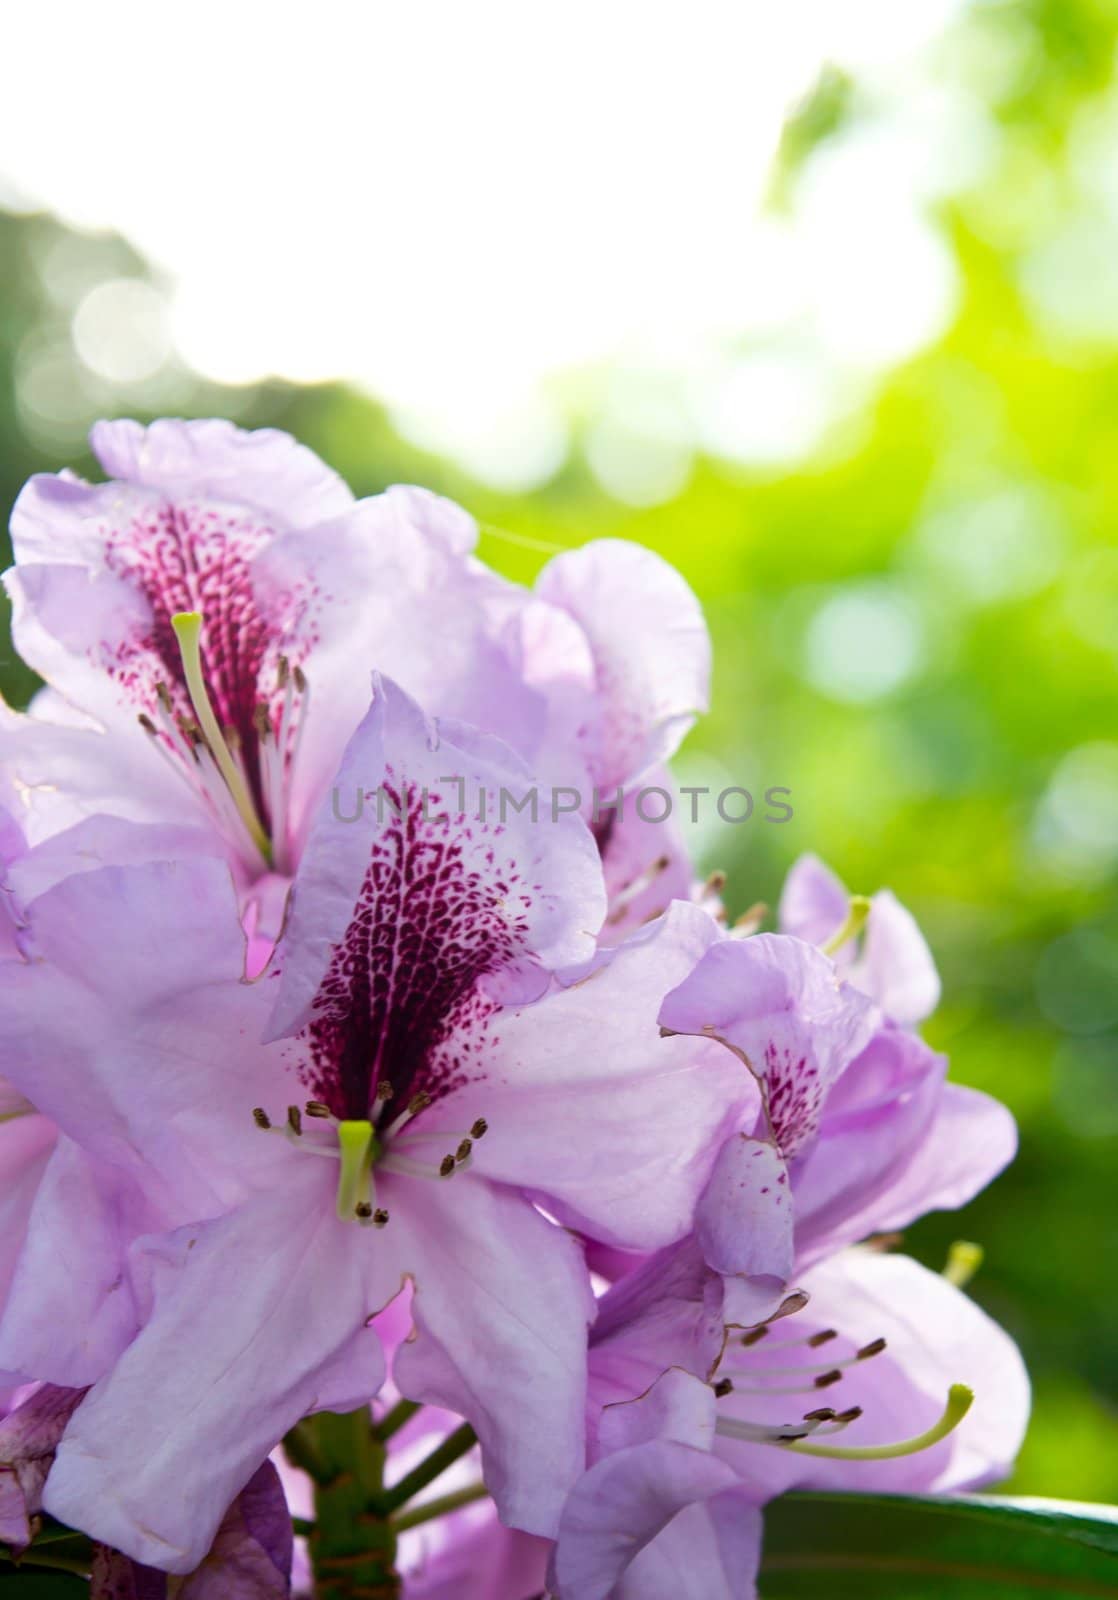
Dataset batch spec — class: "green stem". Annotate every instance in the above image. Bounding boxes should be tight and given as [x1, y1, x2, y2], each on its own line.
[374, 1398, 422, 1442]
[301, 1409, 400, 1600]
[391, 1482, 489, 1533]
[380, 1424, 478, 1515]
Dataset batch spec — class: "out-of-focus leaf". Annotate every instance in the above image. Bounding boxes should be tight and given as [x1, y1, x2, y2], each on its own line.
[760, 1492, 1118, 1597]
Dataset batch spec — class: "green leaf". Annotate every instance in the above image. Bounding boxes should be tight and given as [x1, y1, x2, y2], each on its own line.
[760, 1493, 1118, 1598]
[0, 1572, 86, 1594]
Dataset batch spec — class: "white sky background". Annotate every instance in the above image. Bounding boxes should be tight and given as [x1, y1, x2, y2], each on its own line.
[0, 0, 977, 490]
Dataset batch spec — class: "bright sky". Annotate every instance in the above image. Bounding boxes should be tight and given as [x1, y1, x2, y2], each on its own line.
[0, 0, 971, 488]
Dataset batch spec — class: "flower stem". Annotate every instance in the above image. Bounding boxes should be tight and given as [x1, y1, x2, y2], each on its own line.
[375, 1398, 422, 1442]
[391, 1482, 489, 1533]
[380, 1423, 478, 1514]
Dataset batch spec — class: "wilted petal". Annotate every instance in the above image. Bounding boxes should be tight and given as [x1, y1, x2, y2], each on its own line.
[0, 1383, 85, 1552]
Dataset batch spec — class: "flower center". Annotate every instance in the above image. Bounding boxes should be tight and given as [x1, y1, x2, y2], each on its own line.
[711, 1305, 973, 1460]
[251, 1090, 490, 1227]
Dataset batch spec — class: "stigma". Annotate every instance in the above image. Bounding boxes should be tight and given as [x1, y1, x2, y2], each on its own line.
[136, 610, 309, 873]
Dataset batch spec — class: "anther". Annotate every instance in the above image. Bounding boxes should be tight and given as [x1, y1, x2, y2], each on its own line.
[409, 1091, 432, 1115]
[455, 1139, 473, 1164]
[470, 1118, 488, 1140]
[439, 1154, 456, 1178]
[857, 1338, 887, 1361]
[704, 870, 727, 895]
[741, 1327, 770, 1347]
[355, 1202, 373, 1220]
[293, 665, 307, 694]
[305, 1101, 332, 1119]
[803, 1407, 837, 1422]
[813, 1370, 843, 1389]
[713, 1378, 734, 1398]
[835, 1407, 863, 1424]
[138, 713, 157, 735]
[156, 682, 174, 714]
[287, 1105, 303, 1137]
[376, 1082, 395, 1103]
[252, 1107, 271, 1130]
[253, 703, 272, 741]
[373, 1208, 389, 1228]
[808, 1329, 838, 1348]
[277, 656, 290, 689]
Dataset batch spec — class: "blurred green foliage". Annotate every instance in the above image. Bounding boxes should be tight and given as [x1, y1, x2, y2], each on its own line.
[1, 0, 1115, 1505]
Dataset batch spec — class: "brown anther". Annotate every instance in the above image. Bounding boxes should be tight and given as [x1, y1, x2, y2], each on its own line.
[277, 655, 290, 689]
[138, 712, 157, 735]
[704, 870, 727, 894]
[835, 1406, 863, 1423]
[253, 703, 272, 740]
[287, 1105, 303, 1137]
[438, 1153, 456, 1178]
[712, 1378, 734, 1398]
[455, 1139, 473, 1164]
[373, 1208, 390, 1228]
[856, 1337, 887, 1361]
[807, 1329, 838, 1348]
[813, 1369, 843, 1389]
[252, 1107, 271, 1130]
[156, 682, 174, 713]
[470, 1118, 489, 1140]
[293, 665, 308, 694]
[355, 1202, 373, 1220]
[741, 1326, 770, 1347]
[803, 1407, 837, 1422]
[654, 854, 671, 873]
[408, 1091, 432, 1115]
[376, 1081, 395, 1103]
[224, 725, 242, 752]
[304, 1101, 332, 1119]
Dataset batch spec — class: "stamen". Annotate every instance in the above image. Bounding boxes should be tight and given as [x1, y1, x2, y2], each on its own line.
[713, 1378, 734, 1398]
[741, 1327, 769, 1347]
[305, 1101, 334, 1120]
[287, 1105, 303, 1137]
[252, 1107, 271, 1129]
[170, 611, 273, 866]
[382, 1091, 432, 1141]
[777, 1383, 973, 1460]
[820, 894, 871, 957]
[438, 1154, 456, 1178]
[470, 1118, 488, 1140]
[455, 1139, 473, 1164]
[728, 1334, 886, 1391]
[732, 900, 767, 936]
[943, 1240, 983, 1289]
[607, 854, 672, 924]
[373, 1208, 390, 1229]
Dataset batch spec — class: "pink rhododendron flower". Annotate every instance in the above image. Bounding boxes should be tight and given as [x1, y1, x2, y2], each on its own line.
[0, 676, 751, 1572]
[552, 1249, 1029, 1599]
[0, 418, 1031, 1599]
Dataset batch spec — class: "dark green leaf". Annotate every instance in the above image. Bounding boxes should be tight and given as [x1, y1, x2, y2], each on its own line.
[760, 1493, 1118, 1598]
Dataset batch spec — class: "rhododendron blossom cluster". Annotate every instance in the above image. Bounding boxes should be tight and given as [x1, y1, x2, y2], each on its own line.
[0, 420, 1029, 1598]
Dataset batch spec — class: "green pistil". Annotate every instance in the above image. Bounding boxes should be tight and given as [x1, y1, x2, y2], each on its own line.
[170, 610, 273, 866]
[821, 894, 872, 957]
[336, 1120, 381, 1222]
[780, 1383, 973, 1460]
[943, 1240, 984, 1288]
